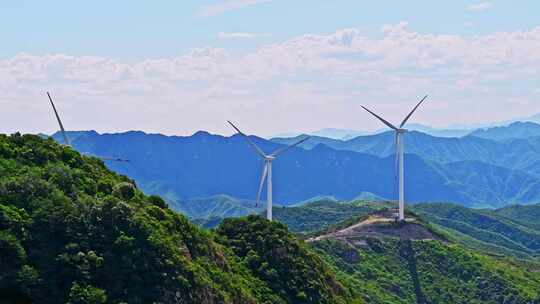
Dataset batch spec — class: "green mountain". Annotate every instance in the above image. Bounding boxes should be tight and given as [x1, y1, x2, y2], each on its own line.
[494, 203, 540, 231]
[272, 199, 540, 260]
[0, 134, 342, 304]
[216, 216, 353, 304]
[413, 203, 540, 259]
[4, 133, 540, 304]
[313, 239, 540, 303]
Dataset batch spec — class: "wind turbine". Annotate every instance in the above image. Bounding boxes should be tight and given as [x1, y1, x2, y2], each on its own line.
[46, 92, 130, 162]
[227, 121, 310, 221]
[361, 95, 428, 221]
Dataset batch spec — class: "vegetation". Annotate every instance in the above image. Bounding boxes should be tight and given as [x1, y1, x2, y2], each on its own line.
[3, 133, 540, 304]
[0, 134, 280, 303]
[215, 215, 355, 304]
[413, 203, 540, 259]
[495, 203, 540, 231]
[313, 239, 540, 303]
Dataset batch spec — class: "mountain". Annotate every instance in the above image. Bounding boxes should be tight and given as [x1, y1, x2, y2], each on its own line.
[494, 203, 540, 231]
[272, 130, 540, 173]
[3, 134, 540, 303]
[306, 208, 540, 303]
[0, 133, 354, 304]
[470, 122, 540, 141]
[272, 125, 472, 140]
[313, 239, 540, 303]
[311, 128, 367, 140]
[404, 123, 472, 138]
[52, 130, 540, 209]
[270, 134, 344, 150]
[216, 216, 351, 304]
[271, 199, 540, 260]
[413, 203, 540, 259]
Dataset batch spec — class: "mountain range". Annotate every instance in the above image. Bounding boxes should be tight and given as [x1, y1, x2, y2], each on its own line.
[52, 121, 540, 211]
[3, 133, 540, 303]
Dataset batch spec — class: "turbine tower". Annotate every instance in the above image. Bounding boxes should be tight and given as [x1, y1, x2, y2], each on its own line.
[46, 92, 130, 162]
[228, 121, 310, 221]
[361, 95, 428, 221]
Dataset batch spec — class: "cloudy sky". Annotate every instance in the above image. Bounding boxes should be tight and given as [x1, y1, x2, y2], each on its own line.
[1, 0, 540, 136]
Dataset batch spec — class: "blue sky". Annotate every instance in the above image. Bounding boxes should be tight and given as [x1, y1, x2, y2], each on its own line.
[2, 1, 540, 136]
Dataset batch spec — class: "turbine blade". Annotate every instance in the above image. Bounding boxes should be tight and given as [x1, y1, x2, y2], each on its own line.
[227, 121, 266, 158]
[256, 162, 268, 207]
[47, 92, 71, 146]
[271, 136, 311, 157]
[361, 106, 398, 130]
[400, 95, 428, 128]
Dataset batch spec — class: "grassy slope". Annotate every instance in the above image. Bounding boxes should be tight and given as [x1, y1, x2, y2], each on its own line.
[413, 203, 540, 259]
[495, 203, 540, 231]
[313, 239, 540, 304]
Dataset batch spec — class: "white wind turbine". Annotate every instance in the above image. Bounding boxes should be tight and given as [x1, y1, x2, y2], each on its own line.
[47, 92, 130, 162]
[361, 95, 428, 221]
[228, 121, 310, 221]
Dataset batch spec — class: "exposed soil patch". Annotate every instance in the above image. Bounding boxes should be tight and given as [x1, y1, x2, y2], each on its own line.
[308, 210, 444, 244]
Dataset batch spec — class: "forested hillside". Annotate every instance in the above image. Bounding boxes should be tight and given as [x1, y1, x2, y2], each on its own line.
[0, 134, 347, 304]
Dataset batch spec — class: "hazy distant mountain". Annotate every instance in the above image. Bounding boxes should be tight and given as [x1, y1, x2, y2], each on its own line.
[272, 128, 367, 140]
[272, 124, 472, 140]
[53, 130, 540, 209]
[311, 128, 367, 139]
[272, 130, 540, 173]
[469, 122, 540, 141]
[405, 123, 472, 137]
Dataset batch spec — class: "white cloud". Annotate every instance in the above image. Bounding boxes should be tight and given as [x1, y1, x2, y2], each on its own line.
[217, 32, 271, 39]
[467, 2, 493, 12]
[199, 0, 272, 17]
[2, 24, 540, 136]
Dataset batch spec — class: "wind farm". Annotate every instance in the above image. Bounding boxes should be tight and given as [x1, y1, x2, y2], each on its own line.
[3, 1, 540, 303]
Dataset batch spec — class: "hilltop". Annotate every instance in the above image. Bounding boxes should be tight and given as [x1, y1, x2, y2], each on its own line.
[304, 208, 540, 303]
[308, 210, 445, 244]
